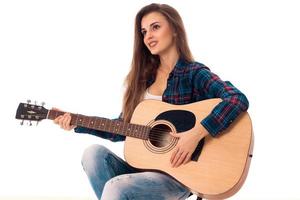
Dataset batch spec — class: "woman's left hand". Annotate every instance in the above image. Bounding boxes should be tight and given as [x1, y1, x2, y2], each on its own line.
[170, 124, 209, 168]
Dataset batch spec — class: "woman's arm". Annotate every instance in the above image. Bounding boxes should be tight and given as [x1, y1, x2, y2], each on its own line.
[193, 67, 249, 137]
[74, 125, 126, 142]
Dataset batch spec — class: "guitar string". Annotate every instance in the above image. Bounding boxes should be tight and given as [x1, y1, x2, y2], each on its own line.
[35, 113, 175, 133]
[51, 112, 177, 133]
[24, 114, 182, 142]
[26, 113, 178, 134]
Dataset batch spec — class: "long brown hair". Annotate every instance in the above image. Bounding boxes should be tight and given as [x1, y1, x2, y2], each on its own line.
[122, 3, 194, 122]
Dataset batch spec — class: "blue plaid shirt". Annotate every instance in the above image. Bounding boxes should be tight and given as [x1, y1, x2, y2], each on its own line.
[75, 58, 249, 141]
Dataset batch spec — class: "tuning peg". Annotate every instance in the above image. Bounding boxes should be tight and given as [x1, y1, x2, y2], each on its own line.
[41, 102, 45, 107]
[34, 101, 37, 105]
[36, 121, 39, 126]
[27, 120, 32, 126]
[27, 99, 31, 104]
[20, 120, 24, 125]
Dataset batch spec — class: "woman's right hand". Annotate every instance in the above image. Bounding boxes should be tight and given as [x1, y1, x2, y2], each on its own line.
[53, 108, 77, 131]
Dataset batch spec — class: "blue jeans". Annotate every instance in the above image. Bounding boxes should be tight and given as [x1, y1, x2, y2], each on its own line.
[81, 144, 191, 200]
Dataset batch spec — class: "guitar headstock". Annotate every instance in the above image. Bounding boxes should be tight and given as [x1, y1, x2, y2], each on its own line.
[16, 100, 49, 125]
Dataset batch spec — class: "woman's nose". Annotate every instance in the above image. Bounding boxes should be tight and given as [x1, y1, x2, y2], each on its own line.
[145, 31, 153, 40]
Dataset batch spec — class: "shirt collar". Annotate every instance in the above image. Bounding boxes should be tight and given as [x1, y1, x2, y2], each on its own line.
[147, 58, 190, 86]
[171, 57, 189, 76]
[175, 57, 188, 68]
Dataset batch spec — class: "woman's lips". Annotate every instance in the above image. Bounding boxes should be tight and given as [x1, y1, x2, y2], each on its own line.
[149, 41, 158, 48]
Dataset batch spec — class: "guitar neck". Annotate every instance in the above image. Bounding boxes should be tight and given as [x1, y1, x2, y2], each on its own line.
[47, 110, 150, 140]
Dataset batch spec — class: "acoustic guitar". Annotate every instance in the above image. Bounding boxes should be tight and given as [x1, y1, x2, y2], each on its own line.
[15, 98, 253, 199]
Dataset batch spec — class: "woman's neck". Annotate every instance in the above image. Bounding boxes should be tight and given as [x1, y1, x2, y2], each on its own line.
[159, 48, 179, 74]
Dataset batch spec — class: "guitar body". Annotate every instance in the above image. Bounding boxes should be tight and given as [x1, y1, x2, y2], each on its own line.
[124, 99, 253, 199]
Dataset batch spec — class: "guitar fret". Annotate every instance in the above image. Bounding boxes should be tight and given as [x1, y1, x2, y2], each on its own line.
[139, 125, 143, 138]
[85, 116, 89, 127]
[134, 124, 137, 137]
[85, 117, 88, 126]
[105, 119, 110, 132]
[81, 116, 85, 126]
[113, 121, 117, 133]
[120, 121, 125, 136]
[141, 125, 146, 139]
[138, 125, 142, 138]
[102, 118, 106, 130]
[79, 116, 84, 126]
[75, 114, 79, 126]
[112, 121, 117, 134]
[105, 119, 109, 132]
[134, 124, 139, 137]
[126, 124, 130, 136]
[87, 117, 91, 128]
[77, 115, 83, 126]
[101, 118, 105, 129]
[124, 123, 128, 136]
[130, 124, 134, 137]
[121, 122, 125, 136]
[111, 120, 114, 133]
[115, 121, 120, 134]
[141, 126, 145, 139]
[93, 117, 96, 128]
[95, 117, 100, 130]
[135, 125, 138, 137]
[98, 118, 102, 129]
[87, 117, 91, 127]
[146, 127, 150, 139]
[94, 118, 97, 128]
[97, 118, 102, 129]
[142, 125, 146, 138]
[139, 125, 142, 137]
[81, 116, 86, 126]
[89, 117, 93, 128]
[121, 122, 125, 135]
[139, 125, 143, 137]
[116, 121, 121, 135]
[136, 125, 139, 137]
[109, 119, 113, 133]
[140, 125, 144, 138]
[127, 123, 131, 136]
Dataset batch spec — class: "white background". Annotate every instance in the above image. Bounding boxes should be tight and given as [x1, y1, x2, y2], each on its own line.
[1, 0, 300, 199]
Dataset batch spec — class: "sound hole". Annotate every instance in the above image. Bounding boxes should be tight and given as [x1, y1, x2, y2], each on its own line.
[149, 124, 172, 148]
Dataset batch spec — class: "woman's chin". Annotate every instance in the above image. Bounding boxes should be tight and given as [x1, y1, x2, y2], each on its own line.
[149, 49, 160, 55]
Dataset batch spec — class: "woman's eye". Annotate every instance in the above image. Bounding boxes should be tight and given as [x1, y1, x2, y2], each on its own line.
[141, 30, 146, 36]
[153, 24, 160, 30]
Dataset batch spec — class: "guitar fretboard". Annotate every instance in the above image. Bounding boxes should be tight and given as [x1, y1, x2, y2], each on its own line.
[47, 110, 150, 140]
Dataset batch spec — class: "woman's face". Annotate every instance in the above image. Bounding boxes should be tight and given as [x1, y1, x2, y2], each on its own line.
[141, 12, 176, 56]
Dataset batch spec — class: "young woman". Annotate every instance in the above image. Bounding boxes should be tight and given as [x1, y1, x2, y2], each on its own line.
[54, 3, 249, 200]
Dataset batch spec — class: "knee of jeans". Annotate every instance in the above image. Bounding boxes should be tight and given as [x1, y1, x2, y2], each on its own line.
[102, 175, 132, 199]
[81, 144, 109, 172]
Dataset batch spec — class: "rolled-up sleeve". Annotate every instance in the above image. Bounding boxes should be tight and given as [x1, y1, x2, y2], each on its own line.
[193, 68, 249, 137]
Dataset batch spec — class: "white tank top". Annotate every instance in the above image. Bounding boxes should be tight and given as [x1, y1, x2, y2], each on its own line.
[144, 88, 162, 101]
